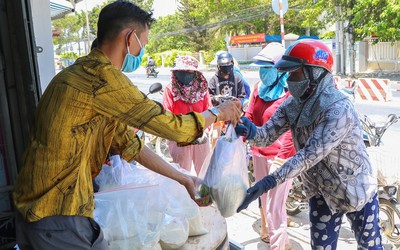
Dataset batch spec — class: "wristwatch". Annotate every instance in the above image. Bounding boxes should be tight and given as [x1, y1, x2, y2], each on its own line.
[208, 107, 220, 122]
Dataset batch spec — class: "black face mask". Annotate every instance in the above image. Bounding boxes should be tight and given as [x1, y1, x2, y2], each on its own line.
[174, 71, 196, 85]
[219, 65, 233, 75]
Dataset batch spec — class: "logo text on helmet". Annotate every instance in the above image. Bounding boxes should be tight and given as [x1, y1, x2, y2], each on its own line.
[314, 50, 328, 62]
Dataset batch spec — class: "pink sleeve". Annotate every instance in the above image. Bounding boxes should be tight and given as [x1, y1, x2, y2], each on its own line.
[276, 131, 296, 159]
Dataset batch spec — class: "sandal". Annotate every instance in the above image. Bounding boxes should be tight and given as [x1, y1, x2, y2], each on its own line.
[287, 218, 300, 228]
[261, 233, 270, 243]
[260, 227, 270, 243]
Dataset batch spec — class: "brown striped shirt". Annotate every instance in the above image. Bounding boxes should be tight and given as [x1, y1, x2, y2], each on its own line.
[13, 49, 204, 222]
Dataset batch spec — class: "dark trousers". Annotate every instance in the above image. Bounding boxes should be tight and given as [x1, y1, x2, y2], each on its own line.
[309, 194, 383, 250]
[15, 212, 109, 250]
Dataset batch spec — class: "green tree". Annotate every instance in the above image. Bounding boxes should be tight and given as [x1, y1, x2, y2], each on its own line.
[147, 14, 187, 53]
[52, 14, 83, 55]
[87, 0, 155, 38]
[148, 0, 316, 53]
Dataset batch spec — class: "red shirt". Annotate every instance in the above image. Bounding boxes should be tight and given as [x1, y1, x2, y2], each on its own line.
[245, 82, 295, 159]
[163, 85, 212, 114]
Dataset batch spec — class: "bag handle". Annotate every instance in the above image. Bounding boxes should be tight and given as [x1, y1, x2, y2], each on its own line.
[223, 123, 238, 140]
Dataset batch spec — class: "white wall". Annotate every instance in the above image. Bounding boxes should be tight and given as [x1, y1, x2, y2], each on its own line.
[30, 0, 56, 92]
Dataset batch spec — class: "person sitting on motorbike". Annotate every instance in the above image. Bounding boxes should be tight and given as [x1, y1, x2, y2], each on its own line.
[147, 56, 155, 68]
[208, 51, 247, 146]
[235, 39, 382, 249]
[211, 50, 251, 100]
[246, 42, 295, 250]
[208, 51, 246, 105]
[163, 55, 212, 175]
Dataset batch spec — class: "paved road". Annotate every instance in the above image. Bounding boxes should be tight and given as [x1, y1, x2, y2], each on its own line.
[127, 67, 400, 250]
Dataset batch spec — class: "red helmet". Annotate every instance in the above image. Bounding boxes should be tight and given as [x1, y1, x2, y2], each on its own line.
[275, 39, 333, 72]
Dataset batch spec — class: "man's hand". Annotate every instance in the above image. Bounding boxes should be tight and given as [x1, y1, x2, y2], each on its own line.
[217, 100, 242, 126]
[237, 175, 277, 212]
[176, 174, 197, 200]
[235, 117, 257, 139]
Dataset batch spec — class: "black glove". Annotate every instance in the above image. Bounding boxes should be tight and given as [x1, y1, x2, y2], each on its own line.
[237, 175, 277, 212]
[234, 116, 257, 139]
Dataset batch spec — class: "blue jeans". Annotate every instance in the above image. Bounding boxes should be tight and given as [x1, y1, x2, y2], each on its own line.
[309, 194, 382, 250]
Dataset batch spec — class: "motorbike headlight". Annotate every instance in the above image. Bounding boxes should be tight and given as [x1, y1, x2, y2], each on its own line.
[383, 186, 397, 196]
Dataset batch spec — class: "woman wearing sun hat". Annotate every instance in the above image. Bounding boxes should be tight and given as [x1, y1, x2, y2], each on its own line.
[162, 55, 212, 175]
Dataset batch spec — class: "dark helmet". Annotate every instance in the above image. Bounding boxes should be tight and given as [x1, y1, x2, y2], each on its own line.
[217, 52, 233, 65]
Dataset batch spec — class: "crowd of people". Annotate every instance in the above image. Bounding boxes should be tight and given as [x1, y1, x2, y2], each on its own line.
[12, 1, 382, 250]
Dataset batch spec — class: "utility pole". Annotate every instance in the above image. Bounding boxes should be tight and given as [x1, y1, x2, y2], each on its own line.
[335, 5, 341, 75]
[279, 0, 285, 47]
[347, 0, 355, 77]
[84, 0, 91, 54]
[335, 4, 346, 75]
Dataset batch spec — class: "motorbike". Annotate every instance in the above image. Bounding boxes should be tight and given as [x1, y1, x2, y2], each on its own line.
[146, 66, 159, 78]
[360, 113, 400, 244]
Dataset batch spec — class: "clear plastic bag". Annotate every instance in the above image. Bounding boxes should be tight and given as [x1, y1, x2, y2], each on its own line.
[158, 174, 208, 237]
[197, 125, 249, 217]
[94, 157, 208, 248]
[159, 215, 189, 249]
[94, 184, 162, 250]
[95, 155, 138, 191]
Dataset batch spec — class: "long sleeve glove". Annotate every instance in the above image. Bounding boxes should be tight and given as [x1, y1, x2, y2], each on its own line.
[236, 175, 277, 212]
[234, 116, 257, 140]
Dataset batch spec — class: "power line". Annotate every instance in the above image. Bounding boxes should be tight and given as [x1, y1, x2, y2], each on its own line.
[154, 4, 270, 33]
[151, 6, 272, 38]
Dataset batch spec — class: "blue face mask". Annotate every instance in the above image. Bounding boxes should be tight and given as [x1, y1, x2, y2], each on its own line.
[121, 32, 145, 73]
[259, 67, 278, 87]
[258, 67, 288, 101]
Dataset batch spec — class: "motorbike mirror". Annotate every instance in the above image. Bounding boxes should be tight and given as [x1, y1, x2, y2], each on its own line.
[388, 114, 398, 123]
[147, 82, 163, 95]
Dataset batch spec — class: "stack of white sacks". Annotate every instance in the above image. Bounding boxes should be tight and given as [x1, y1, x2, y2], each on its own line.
[94, 155, 208, 250]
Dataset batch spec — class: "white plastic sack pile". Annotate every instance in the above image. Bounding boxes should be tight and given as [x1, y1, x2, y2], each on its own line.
[94, 155, 208, 249]
[94, 184, 162, 250]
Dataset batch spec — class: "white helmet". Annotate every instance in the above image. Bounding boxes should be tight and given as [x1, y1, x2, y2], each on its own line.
[251, 42, 285, 67]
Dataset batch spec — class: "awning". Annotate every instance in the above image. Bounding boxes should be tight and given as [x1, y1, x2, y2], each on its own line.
[50, 0, 74, 20]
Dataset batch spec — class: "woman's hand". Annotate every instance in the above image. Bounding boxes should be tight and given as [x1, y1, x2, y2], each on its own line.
[235, 116, 257, 139]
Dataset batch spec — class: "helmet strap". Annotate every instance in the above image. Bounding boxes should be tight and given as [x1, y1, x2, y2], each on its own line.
[299, 66, 328, 101]
[271, 72, 286, 89]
